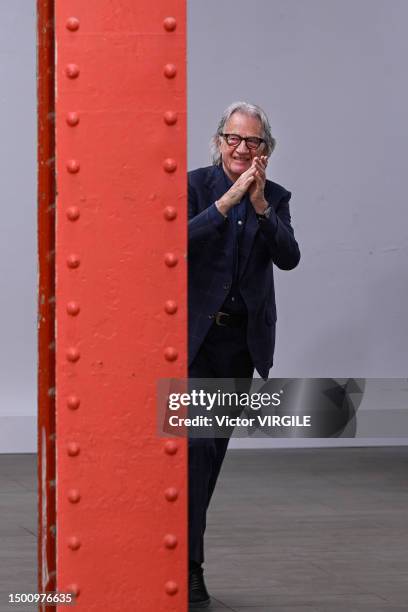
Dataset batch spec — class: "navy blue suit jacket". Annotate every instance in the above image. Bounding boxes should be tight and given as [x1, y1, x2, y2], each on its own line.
[188, 164, 300, 379]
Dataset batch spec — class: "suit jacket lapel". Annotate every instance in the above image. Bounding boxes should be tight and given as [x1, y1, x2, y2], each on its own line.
[239, 199, 259, 280]
[206, 165, 234, 265]
[205, 164, 230, 205]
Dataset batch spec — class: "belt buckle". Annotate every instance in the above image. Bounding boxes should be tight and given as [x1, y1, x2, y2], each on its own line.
[215, 311, 229, 326]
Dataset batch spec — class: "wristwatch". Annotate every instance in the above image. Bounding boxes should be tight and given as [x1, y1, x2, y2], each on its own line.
[256, 206, 272, 221]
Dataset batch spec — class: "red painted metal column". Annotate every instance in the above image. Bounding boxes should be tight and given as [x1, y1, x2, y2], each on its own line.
[53, 2, 186, 609]
[37, 0, 57, 598]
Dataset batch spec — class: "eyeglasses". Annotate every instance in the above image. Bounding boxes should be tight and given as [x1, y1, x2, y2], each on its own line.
[221, 133, 265, 150]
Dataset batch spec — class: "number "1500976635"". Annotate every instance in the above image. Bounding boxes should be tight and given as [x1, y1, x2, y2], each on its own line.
[9, 592, 74, 605]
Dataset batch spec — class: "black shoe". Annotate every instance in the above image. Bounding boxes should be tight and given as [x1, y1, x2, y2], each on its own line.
[189, 565, 211, 608]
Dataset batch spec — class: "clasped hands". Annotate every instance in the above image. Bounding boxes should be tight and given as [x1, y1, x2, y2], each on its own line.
[217, 156, 269, 217]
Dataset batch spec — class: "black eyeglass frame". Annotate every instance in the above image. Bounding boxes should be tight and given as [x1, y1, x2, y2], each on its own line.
[220, 133, 265, 150]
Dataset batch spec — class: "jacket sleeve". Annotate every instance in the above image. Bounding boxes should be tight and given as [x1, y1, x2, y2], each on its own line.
[188, 180, 227, 253]
[258, 191, 301, 270]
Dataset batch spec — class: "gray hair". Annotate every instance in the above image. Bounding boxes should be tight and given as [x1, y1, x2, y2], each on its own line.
[210, 101, 276, 165]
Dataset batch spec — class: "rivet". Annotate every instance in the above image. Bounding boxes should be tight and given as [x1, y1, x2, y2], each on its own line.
[67, 254, 80, 269]
[66, 17, 80, 31]
[67, 160, 80, 174]
[66, 112, 79, 126]
[67, 584, 80, 597]
[164, 487, 178, 502]
[164, 347, 178, 362]
[163, 158, 177, 173]
[165, 581, 178, 596]
[163, 17, 177, 32]
[164, 64, 177, 79]
[164, 253, 178, 267]
[68, 536, 81, 550]
[67, 301, 80, 316]
[163, 206, 177, 221]
[66, 206, 80, 221]
[66, 347, 80, 363]
[68, 489, 81, 503]
[164, 300, 177, 315]
[67, 442, 80, 456]
[67, 396, 80, 410]
[164, 534, 178, 549]
[65, 64, 80, 79]
[164, 440, 178, 455]
[163, 111, 177, 125]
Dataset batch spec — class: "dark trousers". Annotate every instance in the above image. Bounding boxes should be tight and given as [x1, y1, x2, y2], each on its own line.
[188, 321, 254, 565]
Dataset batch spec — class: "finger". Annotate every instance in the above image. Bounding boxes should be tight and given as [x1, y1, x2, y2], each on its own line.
[255, 164, 266, 180]
[243, 166, 257, 180]
[256, 170, 266, 184]
[255, 173, 266, 191]
[236, 170, 254, 189]
[252, 172, 262, 186]
[243, 161, 257, 173]
[238, 172, 255, 188]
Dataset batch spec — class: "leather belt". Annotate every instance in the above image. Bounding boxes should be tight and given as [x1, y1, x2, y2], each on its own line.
[214, 311, 247, 328]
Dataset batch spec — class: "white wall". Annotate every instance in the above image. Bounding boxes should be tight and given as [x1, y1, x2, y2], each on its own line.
[187, 0, 408, 447]
[0, 1, 36, 452]
[1, 1, 407, 451]
[188, 0, 408, 378]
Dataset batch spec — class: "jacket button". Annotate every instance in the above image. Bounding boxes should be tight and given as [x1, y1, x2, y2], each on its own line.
[223, 283, 230, 290]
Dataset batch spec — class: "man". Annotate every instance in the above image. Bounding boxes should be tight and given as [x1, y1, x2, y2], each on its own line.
[188, 102, 300, 607]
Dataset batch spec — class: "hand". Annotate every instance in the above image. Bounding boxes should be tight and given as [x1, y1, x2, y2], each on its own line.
[216, 165, 257, 216]
[249, 156, 269, 213]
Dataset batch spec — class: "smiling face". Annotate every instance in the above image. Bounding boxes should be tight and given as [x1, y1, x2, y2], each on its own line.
[219, 112, 265, 182]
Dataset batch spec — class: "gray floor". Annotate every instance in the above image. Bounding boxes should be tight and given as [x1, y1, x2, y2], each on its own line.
[206, 447, 408, 612]
[0, 455, 36, 612]
[1, 449, 408, 611]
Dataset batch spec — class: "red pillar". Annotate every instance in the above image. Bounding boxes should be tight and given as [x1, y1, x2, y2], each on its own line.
[39, 2, 187, 609]
[37, 0, 56, 597]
